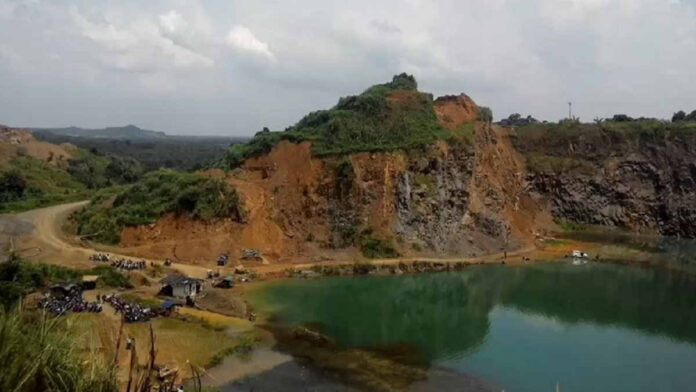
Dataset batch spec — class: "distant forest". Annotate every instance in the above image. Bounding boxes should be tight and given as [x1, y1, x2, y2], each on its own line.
[33, 132, 248, 171]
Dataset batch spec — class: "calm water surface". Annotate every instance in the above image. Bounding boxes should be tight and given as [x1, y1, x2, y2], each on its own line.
[248, 262, 696, 392]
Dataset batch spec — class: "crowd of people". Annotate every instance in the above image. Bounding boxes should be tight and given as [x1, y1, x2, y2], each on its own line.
[101, 293, 162, 323]
[39, 289, 102, 316]
[91, 253, 147, 271]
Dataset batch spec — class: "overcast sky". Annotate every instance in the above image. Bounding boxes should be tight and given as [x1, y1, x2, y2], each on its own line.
[1, 0, 695, 136]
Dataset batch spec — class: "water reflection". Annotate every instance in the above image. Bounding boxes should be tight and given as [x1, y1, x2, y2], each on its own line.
[251, 262, 696, 362]
[561, 231, 696, 269]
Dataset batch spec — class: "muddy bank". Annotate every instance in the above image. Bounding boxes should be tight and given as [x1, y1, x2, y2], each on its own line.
[286, 259, 484, 279]
[250, 324, 498, 392]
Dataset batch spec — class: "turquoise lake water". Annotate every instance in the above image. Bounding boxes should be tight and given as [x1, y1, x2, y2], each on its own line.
[248, 262, 696, 391]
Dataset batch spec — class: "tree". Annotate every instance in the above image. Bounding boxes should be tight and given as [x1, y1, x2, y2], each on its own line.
[477, 106, 493, 123]
[672, 111, 686, 122]
[610, 114, 634, 122]
[0, 171, 27, 203]
[498, 113, 538, 127]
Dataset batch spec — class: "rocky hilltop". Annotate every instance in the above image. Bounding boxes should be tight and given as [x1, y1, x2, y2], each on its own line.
[104, 75, 553, 263]
[77, 75, 696, 263]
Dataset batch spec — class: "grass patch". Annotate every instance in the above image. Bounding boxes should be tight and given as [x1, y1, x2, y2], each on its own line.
[450, 121, 475, 144]
[128, 317, 238, 371]
[554, 218, 588, 232]
[205, 332, 260, 368]
[543, 239, 570, 247]
[526, 154, 596, 175]
[74, 169, 245, 244]
[120, 293, 162, 308]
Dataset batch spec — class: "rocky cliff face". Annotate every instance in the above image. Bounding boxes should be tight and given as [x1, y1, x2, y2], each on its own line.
[512, 124, 696, 237]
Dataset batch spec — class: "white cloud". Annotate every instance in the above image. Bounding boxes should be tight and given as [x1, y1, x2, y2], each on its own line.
[0, 2, 15, 19]
[73, 9, 214, 73]
[226, 25, 276, 62]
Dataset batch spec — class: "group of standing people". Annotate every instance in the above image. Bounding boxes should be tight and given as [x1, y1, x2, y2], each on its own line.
[100, 293, 161, 323]
[91, 253, 147, 271]
[39, 289, 103, 316]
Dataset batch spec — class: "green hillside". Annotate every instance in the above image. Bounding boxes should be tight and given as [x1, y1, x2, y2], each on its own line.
[0, 150, 142, 213]
[74, 170, 245, 244]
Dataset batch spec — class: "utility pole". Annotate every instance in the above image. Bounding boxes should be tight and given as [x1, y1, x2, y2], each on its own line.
[568, 102, 572, 120]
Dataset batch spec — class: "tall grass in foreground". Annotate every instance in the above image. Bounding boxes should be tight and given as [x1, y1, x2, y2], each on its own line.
[0, 305, 215, 392]
[0, 306, 118, 392]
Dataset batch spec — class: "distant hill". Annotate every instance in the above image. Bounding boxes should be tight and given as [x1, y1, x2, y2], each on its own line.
[0, 125, 143, 213]
[30, 125, 166, 140]
[30, 126, 248, 171]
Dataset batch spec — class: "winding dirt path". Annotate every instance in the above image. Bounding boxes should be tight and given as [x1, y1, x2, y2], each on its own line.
[9, 201, 570, 280]
[13, 202, 210, 278]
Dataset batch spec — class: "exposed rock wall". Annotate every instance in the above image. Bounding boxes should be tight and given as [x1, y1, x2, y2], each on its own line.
[513, 126, 696, 237]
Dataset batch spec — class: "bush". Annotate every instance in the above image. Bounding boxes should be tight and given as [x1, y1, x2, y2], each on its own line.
[75, 170, 245, 244]
[498, 113, 538, 127]
[0, 170, 28, 203]
[360, 236, 400, 259]
[477, 106, 493, 123]
[672, 109, 696, 122]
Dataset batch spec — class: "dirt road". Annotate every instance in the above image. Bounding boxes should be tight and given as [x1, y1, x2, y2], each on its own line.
[12, 202, 210, 278]
[9, 201, 573, 280]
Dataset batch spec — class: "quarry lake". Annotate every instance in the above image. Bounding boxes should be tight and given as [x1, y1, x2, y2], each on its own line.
[248, 262, 696, 392]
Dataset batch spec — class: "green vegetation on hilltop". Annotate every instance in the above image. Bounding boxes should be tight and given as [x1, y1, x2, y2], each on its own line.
[219, 74, 450, 168]
[74, 170, 245, 244]
[512, 119, 696, 174]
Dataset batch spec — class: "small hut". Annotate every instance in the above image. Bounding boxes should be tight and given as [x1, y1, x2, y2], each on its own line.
[81, 275, 100, 291]
[50, 283, 81, 298]
[159, 275, 203, 299]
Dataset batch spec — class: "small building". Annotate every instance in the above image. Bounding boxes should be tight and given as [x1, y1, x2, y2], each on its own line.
[159, 275, 203, 299]
[50, 283, 81, 298]
[81, 275, 100, 291]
